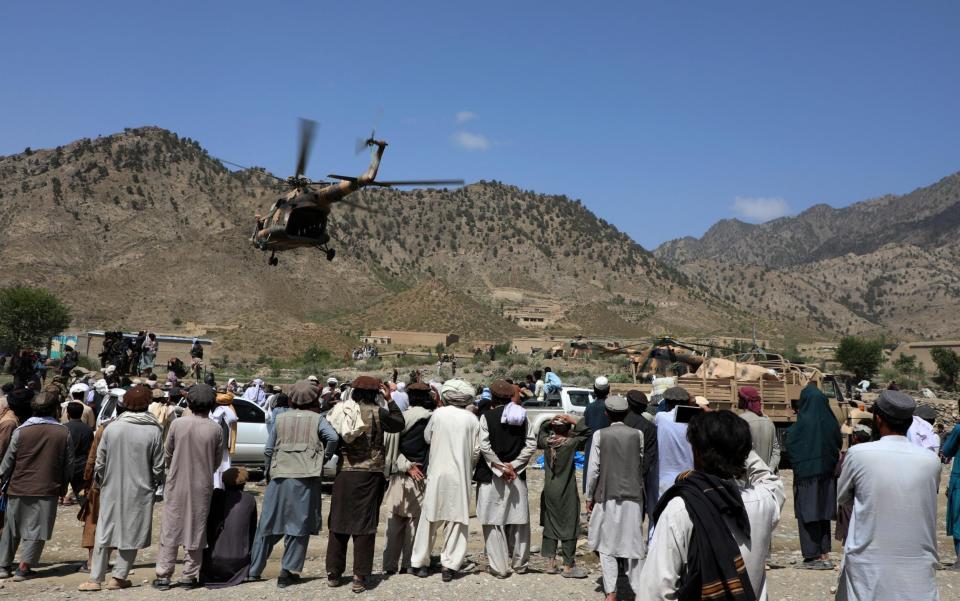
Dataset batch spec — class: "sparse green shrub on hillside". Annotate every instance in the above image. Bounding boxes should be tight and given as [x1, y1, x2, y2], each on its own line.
[931, 347, 960, 390]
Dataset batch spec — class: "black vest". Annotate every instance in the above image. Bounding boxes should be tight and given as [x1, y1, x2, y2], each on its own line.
[399, 417, 431, 474]
[473, 405, 528, 484]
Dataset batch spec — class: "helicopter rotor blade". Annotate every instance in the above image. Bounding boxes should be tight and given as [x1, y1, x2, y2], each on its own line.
[327, 173, 358, 182]
[354, 132, 374, 156]
[371, 179, 465, 187]
[295, 118, 318, 177]
[342, 200, 373, 212]
[216, 158, 287, 184]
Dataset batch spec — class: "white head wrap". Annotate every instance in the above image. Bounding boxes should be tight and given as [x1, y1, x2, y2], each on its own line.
[440, 379, 476, 407]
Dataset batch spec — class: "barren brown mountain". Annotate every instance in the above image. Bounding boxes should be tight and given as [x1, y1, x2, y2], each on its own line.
[655, 173, 960, 339]
[0, 127, 765, 356]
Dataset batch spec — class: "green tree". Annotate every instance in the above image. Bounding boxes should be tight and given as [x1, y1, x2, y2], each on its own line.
[0, 286, 71, 354]
[930, 347, 960, 390]
[834, 336, 884, 381]
[892, 353, 921, 376]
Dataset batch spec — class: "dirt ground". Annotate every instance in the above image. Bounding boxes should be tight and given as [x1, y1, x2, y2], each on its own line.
[1, 466, 958, 600]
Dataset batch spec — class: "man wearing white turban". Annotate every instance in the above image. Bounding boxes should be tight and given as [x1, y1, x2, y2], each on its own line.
[242, 379, 267, 408]
[410, 379, 480, 582]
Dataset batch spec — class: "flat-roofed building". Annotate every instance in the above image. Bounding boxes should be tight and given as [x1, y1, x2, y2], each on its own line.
[361, 330, 459, 349]
[890, 340, 960, 374]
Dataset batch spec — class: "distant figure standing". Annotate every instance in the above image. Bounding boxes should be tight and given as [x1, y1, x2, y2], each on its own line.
[189, 339, 204, 378]
[943, 406, 960, 569]
[64, 402, 94, 503]
[654, 387, 695, 501]
[786, 382, 841, 570]
[737, 387, 780, 470]
[581, 376, 611, 493]
[140, 333, 158, 374]
[60, 345, 79, 378]
[835, 390, 942, 600]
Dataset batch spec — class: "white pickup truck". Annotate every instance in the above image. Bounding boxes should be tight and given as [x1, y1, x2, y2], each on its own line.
[522, 386, 594, 434]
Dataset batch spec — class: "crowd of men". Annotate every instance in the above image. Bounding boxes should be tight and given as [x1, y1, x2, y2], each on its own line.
[0, 361, 956, 600]
[351, 345, 379, 361]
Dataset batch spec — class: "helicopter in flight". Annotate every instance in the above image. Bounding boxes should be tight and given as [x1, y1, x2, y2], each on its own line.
[231, 119, 463, 265]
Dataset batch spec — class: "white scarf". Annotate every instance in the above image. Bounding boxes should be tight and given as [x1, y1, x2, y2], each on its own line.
[17, 416, 61, 430]
[328, 399, 366, 443]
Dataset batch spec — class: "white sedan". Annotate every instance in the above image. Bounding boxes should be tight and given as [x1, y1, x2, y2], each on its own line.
[98, 391, 337, 477]
[229, 398, 339, 477]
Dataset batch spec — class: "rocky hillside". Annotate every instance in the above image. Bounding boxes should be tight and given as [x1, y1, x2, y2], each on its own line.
[656, 173, 960, 267]
[0, 127, 753, 356]
[655, 173, 960, 339]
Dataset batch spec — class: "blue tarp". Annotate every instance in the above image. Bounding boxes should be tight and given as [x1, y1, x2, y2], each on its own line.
[534, 450, 585, 470]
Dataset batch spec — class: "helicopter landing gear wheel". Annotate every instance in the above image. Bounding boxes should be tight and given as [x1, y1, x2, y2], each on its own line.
[326, 248, 336, 262]
[268, 253, 278, 266]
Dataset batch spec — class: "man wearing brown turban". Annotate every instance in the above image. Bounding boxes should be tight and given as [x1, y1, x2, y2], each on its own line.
[78, 385, 164, 592]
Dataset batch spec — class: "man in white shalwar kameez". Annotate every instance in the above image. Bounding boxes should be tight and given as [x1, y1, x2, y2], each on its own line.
[638, 410, 784, 601]
[410, 380, 479, 582]
[210, 392, 238, 489]
[586, 395, 646, 599]
[836, 390, 942, 601]
[475, 380, 537, 577]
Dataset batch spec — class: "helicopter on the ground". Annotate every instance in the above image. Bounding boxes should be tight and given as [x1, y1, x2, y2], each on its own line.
[236, 119, 463, 265]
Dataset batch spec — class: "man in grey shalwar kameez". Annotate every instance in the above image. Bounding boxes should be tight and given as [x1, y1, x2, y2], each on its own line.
[153, 384, 223, 589]
[0, 392, 72, 582]
[79, 385, 164, 592]
[475, 380, 537, 578]
[247, 380, 338, 588]
[586, 395, 646, 600]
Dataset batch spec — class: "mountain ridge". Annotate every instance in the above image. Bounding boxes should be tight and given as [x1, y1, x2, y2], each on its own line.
[1, 126, 771, 357]
[654, 172, 960, 339]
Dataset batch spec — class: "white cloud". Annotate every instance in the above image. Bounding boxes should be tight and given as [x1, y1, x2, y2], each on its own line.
[455, 110, 477, 124]
[452, 130, 490, 151]
[732, 196, 790, 222]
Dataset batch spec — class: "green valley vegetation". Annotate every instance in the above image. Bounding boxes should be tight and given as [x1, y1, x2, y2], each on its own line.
[931, 347, 960, 390]
[0, 285, 71, 353]
[834, 336, 884, 382]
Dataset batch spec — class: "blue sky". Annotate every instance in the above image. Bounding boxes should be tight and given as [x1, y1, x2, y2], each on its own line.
[2, 1, 958, 248]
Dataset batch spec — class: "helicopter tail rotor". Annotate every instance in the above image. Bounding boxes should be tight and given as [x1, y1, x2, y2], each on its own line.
[354, 107, 383, 155]
[355, 129, 376, 155]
